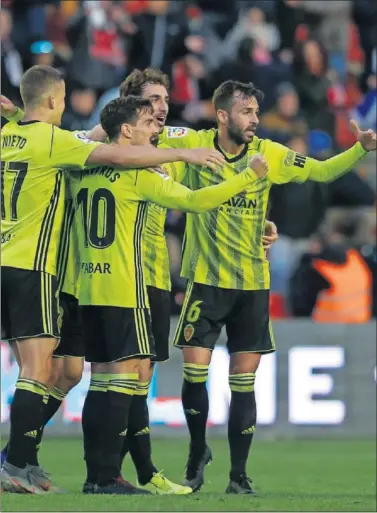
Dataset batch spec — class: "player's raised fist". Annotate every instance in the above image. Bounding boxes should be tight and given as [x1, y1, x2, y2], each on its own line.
[0, 95, 18, 118]
[350, 119, 377, 152]
[249, 153, 269, 178]
[180, 148, 225, 172]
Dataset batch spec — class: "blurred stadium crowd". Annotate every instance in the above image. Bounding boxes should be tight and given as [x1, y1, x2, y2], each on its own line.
[1, 0, 376, 319]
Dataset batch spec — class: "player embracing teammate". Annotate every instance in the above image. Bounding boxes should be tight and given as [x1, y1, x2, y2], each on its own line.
[1, 65, 376, 495]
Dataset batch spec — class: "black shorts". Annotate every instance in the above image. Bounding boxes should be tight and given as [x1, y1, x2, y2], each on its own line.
[173, 281, 275, 354]
[82, 306, 156, 363]
[53, 292, 86, 358]
[147, 286, 171, 362]
[1, 267, 60, 341]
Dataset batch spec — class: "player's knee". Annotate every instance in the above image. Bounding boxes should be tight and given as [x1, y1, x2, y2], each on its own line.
[18, 336, 57, 384]
[110, 356, 142, 375]
[63, 358, 84, 388]
[183, 347, 211, 366]
[138, 358, 154, 383]
[20, 355, 53, 385]
[229, 352, 261, 375]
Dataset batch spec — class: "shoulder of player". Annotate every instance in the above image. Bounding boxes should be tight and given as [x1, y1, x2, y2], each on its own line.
[248, 136, 283, 154]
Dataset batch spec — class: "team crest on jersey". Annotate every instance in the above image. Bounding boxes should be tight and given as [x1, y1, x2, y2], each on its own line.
[148, 166, 170, 180]
[284, 150, 295, 167]
[74, 131, 91, 143]
[167, 127, 188, 138]
[184, 324, 195, 342]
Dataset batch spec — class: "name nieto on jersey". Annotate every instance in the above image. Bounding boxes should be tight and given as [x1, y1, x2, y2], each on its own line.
[81, 262, 111, 274]
[2, 135, 27, 149]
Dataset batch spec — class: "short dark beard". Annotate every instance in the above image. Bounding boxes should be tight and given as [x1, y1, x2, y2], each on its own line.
[227, 117, 249, 146]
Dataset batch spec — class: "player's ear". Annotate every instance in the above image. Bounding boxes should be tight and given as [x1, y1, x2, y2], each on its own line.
[120, 123, 132, 140]
[48, 95, 55, 110]
[217, 109, 228, 125]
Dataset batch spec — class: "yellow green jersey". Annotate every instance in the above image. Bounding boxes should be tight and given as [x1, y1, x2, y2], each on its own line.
[161, 127, 369, 290]
[56, 171, 83, 297]
[75, 154, 261, 308]
[142, 142, 186, 291]
[1, 120, 100, 275]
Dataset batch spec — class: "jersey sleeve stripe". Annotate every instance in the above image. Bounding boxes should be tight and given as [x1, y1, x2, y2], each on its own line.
[133, 202, 148, 308]
[57, 199, 75, 291]
[49, 125, 55, 158]
[34, 171, 63, 272]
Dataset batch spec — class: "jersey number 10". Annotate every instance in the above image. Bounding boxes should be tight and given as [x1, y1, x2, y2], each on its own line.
[1, 161, 28, 221]
[77, 187, 116, 248]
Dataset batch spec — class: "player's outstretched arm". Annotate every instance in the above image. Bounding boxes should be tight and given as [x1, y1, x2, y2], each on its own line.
[135, 162, 265, 213]
[306, 120, 375, 182]
[298, 120, 374, 183]
[86, 144, 225, 171]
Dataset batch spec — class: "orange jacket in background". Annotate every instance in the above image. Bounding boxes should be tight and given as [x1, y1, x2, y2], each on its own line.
[312, 249, 372, 323]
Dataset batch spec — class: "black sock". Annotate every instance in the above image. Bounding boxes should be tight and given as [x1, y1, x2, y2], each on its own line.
[127, 382, 157, 485]
[228, 373, 257, 482]
[97, 373, 138, 486]
[119, 438, 129, 471]
[6, 378, 47, 469]
[82, 374, 109, 484]
[29, 387, 68, 466]
[182, 364, 209, 455]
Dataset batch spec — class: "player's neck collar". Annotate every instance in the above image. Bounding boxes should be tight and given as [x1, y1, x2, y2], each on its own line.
[214, 131, 249, 163]
[17, 120, 40, 125]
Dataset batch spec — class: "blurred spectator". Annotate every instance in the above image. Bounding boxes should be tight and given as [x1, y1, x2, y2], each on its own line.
[29, 40, 67, 71]
[1, 8, 23, 106]
[291, 1, 351, 77]
[351, 81, 376, 132]
[289, 217, 373, 322]
[185, 7, 223, 72]
[61, 86, 97, 131]
[170, 52, 213, 129]
[293, 38, 335, 134]
[65, 1, 131, 92]
[259, 82, 307, 144]
[268, 133, 375, 293]
[208, 37, 290, 114]
[222, 6, 280, 62]
[87, 86, 119, 127]
[10, 0, 58, 62]
[352, 0, 377, 92]
[194, 0, 238, 38]
[127, 0, 190, 78]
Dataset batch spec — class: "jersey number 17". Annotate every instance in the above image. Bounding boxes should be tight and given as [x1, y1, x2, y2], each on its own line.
[1, 161, 28, 221]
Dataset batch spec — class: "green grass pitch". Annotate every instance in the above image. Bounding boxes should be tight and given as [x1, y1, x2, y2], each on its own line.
[1, 437, 376, 511]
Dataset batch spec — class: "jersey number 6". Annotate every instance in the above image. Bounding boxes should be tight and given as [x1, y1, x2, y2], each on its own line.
[77, 187, 116, 249]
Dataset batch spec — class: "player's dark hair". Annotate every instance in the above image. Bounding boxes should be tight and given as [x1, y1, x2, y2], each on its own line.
[119, 68, 170, 97]
[212, 80, 264, 113]
[20, 65, 64, 107]
[100, 96, 154, 141]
